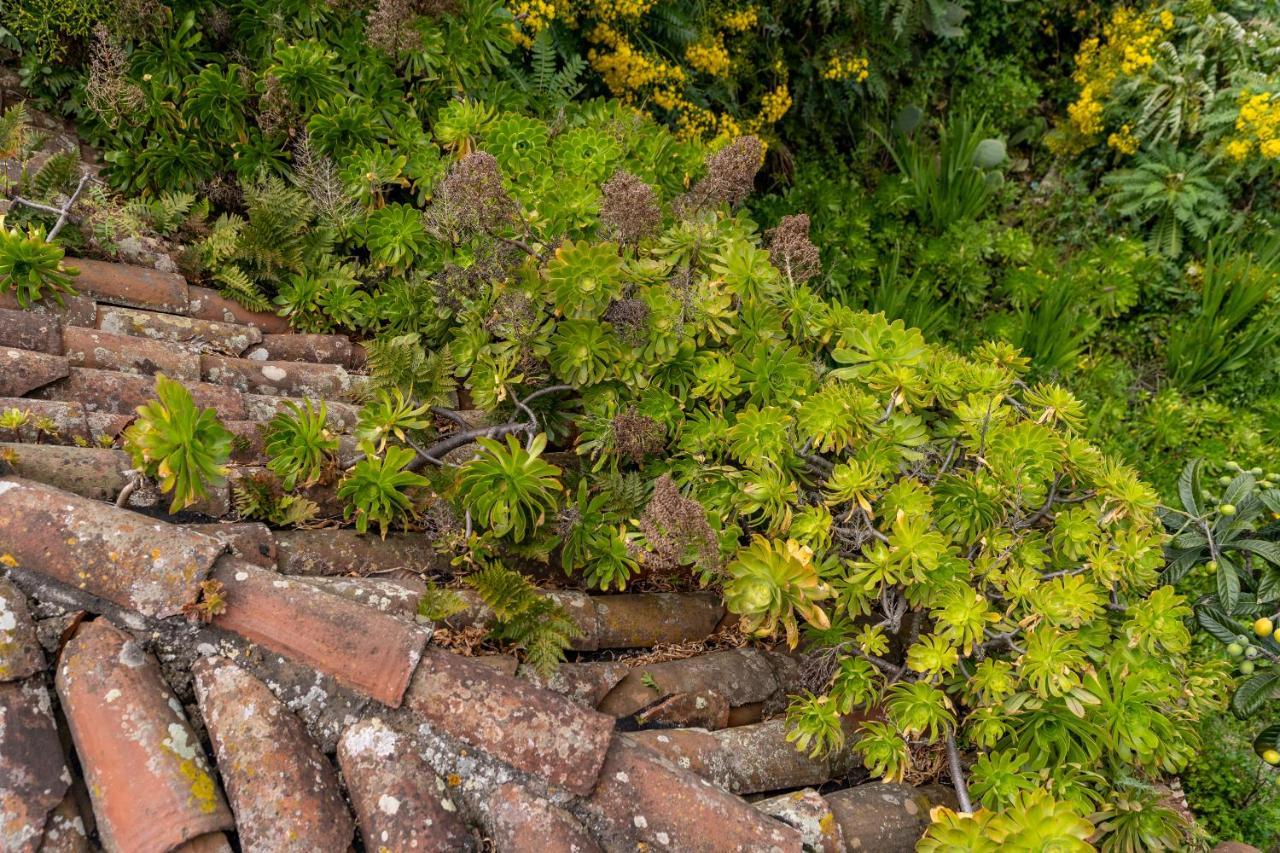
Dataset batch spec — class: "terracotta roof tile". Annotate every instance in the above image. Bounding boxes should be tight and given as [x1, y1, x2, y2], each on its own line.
[823, 783, 956, 852]
[337, 717, 474, 852]
[0, 292, 97, 328]
[1, 443, 133, 504]
[55, 620, 234, 852]
[516, 661, 631, 708]
[187, 286, 290, 334]
[489, 782, 600, 853]
[95, 305, 262, 356]
[201, 354, 362, 399]
[626, 719, 861, 794]
[293, 576, 424, 621]
[0, 306, 62, 353]
[172, 832, 234, 852]
[68, 258, 189, 313]
[0, 347, 69, 397]
[597, 648, 784, 719]
[403, 646, 614, 796]
[632, 689, 729, 730]
[0, 577, 44, 681]
[33, 367, 247, 418]
[192, 656, 355, 852]
[0, 679, 71, 851]
[0, 477, 226, 618]
[34, 789, 91, 852]
[591, 592, 725, 649]
[61, 327, 201, 380]
[209, 560, 429, 707]
[246, 333, 353, 366]
[189, 522, 277, 569]
[0, 398, 129, 445]
[273, 528, 441, 577]
[754, 788, 843, 853]
[577, 737, 803, 852]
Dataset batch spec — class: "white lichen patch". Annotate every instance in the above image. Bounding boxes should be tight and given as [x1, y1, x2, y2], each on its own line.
[377, 794, 401, 815]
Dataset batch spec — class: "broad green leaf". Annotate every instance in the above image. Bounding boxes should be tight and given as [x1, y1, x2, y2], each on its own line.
[1233, 671, 1280, 718]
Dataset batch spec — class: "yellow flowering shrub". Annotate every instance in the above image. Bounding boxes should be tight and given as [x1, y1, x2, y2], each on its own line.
[513, 2, 788, 140]
[1228, 91, 1280, 161]
[823, 53, 870, 83]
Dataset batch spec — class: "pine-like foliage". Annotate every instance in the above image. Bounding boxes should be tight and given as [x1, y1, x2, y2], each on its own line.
[465, 561, 582, 676]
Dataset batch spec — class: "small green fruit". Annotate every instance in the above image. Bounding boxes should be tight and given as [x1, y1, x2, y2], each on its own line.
[1221, 504, 1237, 516]
[1257, 618, 1275, 638]
[1242, 661, 1256, 675]
[1267, 472, 1279, 481]
[1220, 475, 1234, 486]
[1265, 749, 1280, 765]
[1227, 461, 1242, 472]
[1207, 560, 1218, 574]
[1246, 646, 1261, 660]
[1251, 467, 1264, 476]
[1238, 634, 1252, 645]
[1228, 642, 1244, 657]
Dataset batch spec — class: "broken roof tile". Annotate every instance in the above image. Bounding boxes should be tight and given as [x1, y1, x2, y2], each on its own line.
[626, 719, 860, 795]
[632, 690, 729, 731]
[0, 306, 61, 354]
[0, 398, 129, 446]
[172, 833, 234, 853]
[56, 620, 234, 852]
[592, 592, 724, 649]
[246, 333, 353, 366]
[403, 646, 614, 796]
[0, 679, 71, 852]
[754, 788, 843, 853]
[577, 737, 802, 853]
[201, 354, 361, 399]
[0, 346, 69, 397]
[209, 559, 429, 707]
[0, 477, 226, 618]
[69, 258, 189, 313]
[61, 327, 201, 381]
[516, 660, 631, 709]
[0, 292, 96, 328]
[489, 782, 599, 853]
[193, 655, 355, 853]
[823, 783, 955, 852]
[96, 305, 262, 357]
[273, 528, 441, 577]
[187, 286, 290, 334]
[597, 648, 782, 719]
[337, 717, 474, 852]
[35, 788, 91, 853]
[33, 366, 247, 418]
[189, 522, 277, 569]
[0, 577, 44, 680]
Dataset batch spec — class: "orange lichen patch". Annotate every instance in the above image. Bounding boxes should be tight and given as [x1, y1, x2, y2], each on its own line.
[55, 620, 233, 852]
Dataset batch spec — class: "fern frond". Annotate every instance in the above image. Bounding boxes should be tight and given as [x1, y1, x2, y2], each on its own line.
[28, 150, 79, 200]
[215, 265, 272, 313]
[465, 561, 581, 676]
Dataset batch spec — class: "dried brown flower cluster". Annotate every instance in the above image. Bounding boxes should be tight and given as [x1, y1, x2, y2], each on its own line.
[367, 0, 459, 55]
[430, 151, 517, 241]
[765, 213, 822, 284]
[84, 26, 144, 128]
[600, 170, 661, 244]
[603, 298, 651, 347]
[612, 407, 666, 463]
[637, 475, 720, 573]
[676, 136, 763, 214]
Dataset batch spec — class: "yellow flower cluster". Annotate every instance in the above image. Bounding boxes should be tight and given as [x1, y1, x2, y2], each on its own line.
[686, 35, 731, 77]
[723, 6, 758, 32]
[758, 83, 791, 125]
[1107, 123, 1139, 154]
[1228, 91, 1280, 161]
[590, 0, 656, 21]
[823, 53, 869, 82]
[587, 22, 684, 93]
[1062, 6, 1173, 145]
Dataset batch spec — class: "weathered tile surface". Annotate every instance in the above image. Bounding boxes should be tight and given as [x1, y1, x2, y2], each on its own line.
[0, 679, 70, 852]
